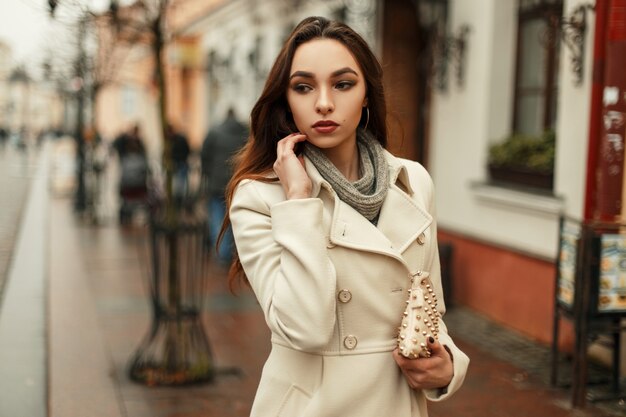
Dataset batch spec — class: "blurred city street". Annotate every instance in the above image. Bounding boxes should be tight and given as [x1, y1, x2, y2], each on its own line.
[1, 0, 626, 416]
[1, 140, 625, 416]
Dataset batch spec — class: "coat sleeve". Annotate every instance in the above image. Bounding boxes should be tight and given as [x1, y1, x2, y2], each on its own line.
[416, 167, 470, 402]
[230, 180, 337, 351]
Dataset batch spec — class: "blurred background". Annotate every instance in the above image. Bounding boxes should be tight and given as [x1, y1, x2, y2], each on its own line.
[0, 0, 626, 416]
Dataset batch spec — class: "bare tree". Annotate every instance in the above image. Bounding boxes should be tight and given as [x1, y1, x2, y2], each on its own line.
[107, 0, 176, 212]
[106, 0, 216, 386]
[88, 8, 145, 129]
[47, 0, 141, 211]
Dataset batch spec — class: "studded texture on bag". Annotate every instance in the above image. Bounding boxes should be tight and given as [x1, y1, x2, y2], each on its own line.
[397, 271, 441, 359]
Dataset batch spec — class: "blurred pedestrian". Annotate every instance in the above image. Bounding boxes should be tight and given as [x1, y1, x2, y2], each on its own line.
[165, 123, 191, 204]
[36, 130, 46, 147]
[16, 127, 28, 152]
[223, 16, 469, 417]
[201, 108, 248, 265]
[112, 124, 148, 224]
[0, 126, 7, 149]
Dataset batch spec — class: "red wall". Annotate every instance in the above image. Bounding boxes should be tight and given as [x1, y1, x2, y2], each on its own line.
[439, 229, 574, 348]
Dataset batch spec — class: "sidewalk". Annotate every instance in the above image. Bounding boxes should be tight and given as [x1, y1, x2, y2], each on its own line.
[2, 143, 626, 416]
[0, 144, 47, 417]
[0, 145, 39, 296]
[48, 193, 268, 417]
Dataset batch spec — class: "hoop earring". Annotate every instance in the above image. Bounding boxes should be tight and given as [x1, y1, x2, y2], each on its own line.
[363, 107, 370, 130]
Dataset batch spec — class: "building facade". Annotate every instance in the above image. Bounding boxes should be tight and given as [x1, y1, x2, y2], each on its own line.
[429, 0, 592, 345]
[97, 0, 620, 352]
[177, 0, 380, 144]
[183, 0, 594, 346]
[0, 45, 64, 142]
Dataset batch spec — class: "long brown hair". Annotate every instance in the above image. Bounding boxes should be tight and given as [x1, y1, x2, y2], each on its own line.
[219, 16, 388, 289]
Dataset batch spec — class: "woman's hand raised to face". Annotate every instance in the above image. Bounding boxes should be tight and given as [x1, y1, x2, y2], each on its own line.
[274, 133, 312, 200]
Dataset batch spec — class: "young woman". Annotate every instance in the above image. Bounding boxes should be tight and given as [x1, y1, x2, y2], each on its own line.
[224, 16, 469, 417]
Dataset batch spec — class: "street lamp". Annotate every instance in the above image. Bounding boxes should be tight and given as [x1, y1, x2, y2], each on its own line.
[417, 0, 448, 30]
[553, 3, 594, 86]
[8, 67, 31, 148]
[47, 0, 90, 212]
[48, 0, 58, 16]
[415, 0, 471, 92]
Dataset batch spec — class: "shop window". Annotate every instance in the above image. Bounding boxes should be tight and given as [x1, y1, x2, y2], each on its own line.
[489, 0, 562, 192]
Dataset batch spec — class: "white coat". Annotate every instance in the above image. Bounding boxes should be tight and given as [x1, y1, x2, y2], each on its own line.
[230, 150, 469, 417]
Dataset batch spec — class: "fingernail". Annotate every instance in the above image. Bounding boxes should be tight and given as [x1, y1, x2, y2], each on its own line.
[428, 336, 435, 344]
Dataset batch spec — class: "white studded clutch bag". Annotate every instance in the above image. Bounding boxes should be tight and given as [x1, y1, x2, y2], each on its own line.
[397, 271, 442, 359]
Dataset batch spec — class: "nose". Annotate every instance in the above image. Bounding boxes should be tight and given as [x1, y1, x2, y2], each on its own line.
[315, 87, 334, 115]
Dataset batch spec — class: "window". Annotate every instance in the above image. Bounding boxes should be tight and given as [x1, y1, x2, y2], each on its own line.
[514, 0, 562, 136]
[488, 0, 562, 192]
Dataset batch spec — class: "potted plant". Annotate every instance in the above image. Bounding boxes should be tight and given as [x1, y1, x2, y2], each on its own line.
[488, 130, 555, 190]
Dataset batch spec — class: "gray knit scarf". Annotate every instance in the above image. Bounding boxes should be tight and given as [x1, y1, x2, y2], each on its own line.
[304, 129, 389, 223]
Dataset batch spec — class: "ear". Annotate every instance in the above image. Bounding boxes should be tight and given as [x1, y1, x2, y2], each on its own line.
[363, 97, 368, 107]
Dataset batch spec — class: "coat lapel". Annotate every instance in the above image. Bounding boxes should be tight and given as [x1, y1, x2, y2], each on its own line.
[329, 198, 396, 257]
[304, 152, 432, 263]
[376, 184, 432, 254]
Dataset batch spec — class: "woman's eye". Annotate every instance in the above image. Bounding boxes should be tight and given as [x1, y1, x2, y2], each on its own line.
[335, 81, 354, 90]
[292, 84, 312, 93]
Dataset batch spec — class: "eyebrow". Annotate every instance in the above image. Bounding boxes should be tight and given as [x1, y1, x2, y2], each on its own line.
[289, 67, 359, 80]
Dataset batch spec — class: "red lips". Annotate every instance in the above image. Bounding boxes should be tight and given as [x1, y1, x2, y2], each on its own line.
[312, 120, 339, 134]
[312, 120, 339, 127]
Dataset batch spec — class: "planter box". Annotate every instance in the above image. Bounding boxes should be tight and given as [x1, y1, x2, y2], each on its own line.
[488, 165, 554, 190]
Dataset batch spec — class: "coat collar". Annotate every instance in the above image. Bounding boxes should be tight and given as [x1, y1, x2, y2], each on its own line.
[306, 149, 414, 198]
[304, 150, 431, 262]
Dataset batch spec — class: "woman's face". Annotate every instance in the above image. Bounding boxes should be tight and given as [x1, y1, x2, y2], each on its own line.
[287, 38, 367, 153]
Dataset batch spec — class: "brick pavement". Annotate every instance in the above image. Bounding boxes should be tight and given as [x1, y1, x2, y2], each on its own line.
[48, 195, 269, 417]
[430, 310, 626, 417]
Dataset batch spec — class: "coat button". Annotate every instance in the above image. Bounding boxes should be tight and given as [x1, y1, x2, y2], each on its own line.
[417, 232, 426, 245]
[338, 289, 352, 303]
[344, 335, 358, 349]
[326, 237, 336, 249]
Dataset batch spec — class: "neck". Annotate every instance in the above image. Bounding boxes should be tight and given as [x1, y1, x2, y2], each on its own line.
[321, 135, 360, 181]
